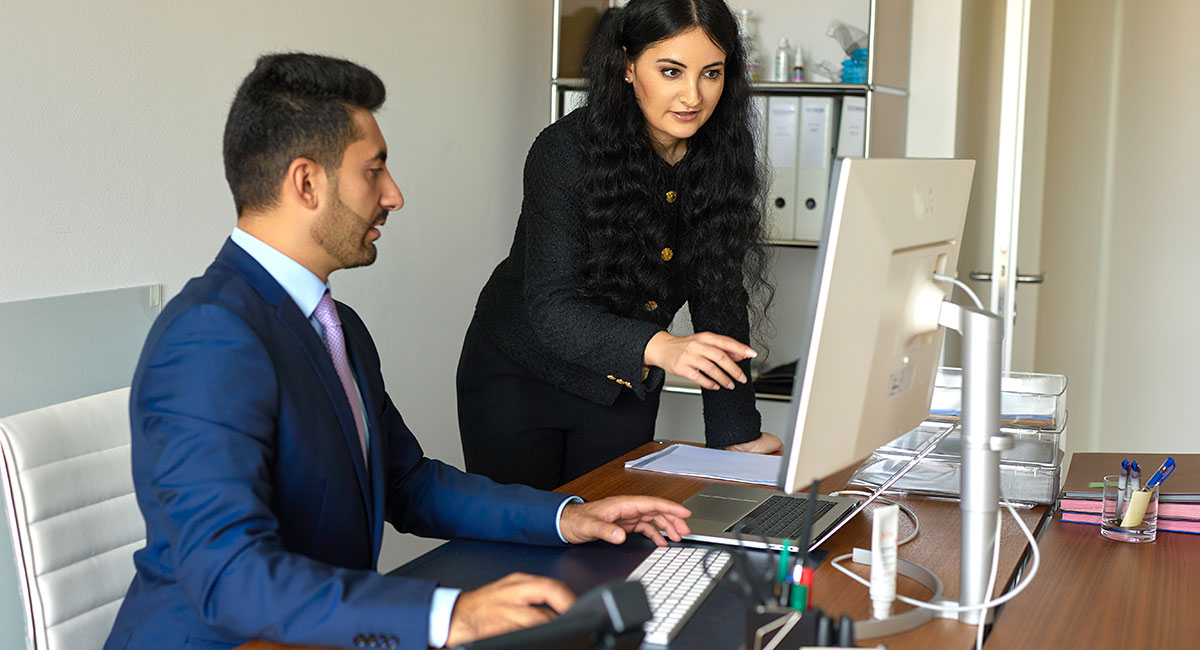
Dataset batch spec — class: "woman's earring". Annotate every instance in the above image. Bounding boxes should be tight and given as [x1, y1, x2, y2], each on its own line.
[623, 77, 631, 83]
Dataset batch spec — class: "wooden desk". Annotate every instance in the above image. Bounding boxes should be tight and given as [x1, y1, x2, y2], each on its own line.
[241, 441, 1050, 650]
[984, 515, 1200, 649]
[558, 442, 1047, 650]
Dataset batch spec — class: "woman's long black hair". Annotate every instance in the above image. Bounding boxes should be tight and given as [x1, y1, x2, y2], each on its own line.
[580, 0, 772, 335]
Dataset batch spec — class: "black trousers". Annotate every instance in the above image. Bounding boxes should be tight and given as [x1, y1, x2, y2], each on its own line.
[456, 318, 660, 491]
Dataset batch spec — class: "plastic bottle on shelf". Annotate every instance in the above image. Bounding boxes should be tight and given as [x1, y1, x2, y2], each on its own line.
[840, 48, 868, 84]
[774, 38, 793, 82]
[736, 9, 762, 82]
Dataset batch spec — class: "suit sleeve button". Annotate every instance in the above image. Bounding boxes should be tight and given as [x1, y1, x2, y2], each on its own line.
[645, 300, 658, 311]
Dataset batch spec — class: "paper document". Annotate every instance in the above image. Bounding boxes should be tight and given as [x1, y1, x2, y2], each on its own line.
[625, 444, 781, 486]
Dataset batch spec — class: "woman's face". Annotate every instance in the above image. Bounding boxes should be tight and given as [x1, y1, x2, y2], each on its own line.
[624, 26, 726, 157]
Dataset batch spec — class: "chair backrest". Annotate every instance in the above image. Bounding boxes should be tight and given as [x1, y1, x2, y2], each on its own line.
[0, 388, 144, 650]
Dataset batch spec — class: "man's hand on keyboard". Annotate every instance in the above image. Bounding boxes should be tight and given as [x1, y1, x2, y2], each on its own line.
[560, 496, 691, 546]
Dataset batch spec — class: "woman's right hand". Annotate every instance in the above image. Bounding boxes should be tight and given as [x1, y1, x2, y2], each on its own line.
[644, 331, 757, 390]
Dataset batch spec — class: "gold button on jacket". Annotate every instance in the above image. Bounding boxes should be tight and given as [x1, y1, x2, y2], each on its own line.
[660, 247, 673, 262]
[605, 373, 631, 388]
[666, 190, 678, 203]
[645, 300, 658, 311]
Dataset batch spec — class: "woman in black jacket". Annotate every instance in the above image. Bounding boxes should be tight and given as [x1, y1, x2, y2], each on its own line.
[457, 0, 779, 490]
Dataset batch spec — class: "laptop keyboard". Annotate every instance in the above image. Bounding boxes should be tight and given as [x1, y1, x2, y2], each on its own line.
[724, 495, 836, 539]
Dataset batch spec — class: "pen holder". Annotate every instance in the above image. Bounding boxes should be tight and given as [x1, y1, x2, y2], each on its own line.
[746, 604, 853, 649]
[1101, 474, 1159, 543]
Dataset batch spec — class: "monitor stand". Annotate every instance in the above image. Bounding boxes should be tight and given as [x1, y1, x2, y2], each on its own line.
[845, 299, 1013, 638]
[939, 300, 1013, 626]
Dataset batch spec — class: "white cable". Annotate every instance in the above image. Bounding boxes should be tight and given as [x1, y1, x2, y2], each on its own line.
[977, 510, 1002, 650]
[934, 273, 985, 310]
[829, 494, 1041, 615]
[828, 490, 921, 546]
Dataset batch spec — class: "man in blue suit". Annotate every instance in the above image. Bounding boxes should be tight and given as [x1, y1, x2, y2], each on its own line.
[104, 53, 691, 650]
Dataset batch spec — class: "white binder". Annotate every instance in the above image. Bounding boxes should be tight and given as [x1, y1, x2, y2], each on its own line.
[751, 94, 768, 163]
[764, 96, 800, 240]
[836, 96, 867, 159]
[794, 96, 838, 241]
[562, 89, 588, 117]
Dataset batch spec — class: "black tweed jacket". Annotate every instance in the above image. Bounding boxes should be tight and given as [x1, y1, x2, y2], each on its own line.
[472, 108, 760, 448]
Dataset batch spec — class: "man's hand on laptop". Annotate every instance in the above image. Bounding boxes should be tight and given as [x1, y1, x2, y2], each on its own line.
[560, 496, 692, 547]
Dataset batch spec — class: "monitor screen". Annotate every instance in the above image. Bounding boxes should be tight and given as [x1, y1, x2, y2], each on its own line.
[778, 157, 976, 493]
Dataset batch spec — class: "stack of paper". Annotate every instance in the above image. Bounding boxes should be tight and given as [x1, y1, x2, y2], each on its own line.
[624, 444, 781, 486]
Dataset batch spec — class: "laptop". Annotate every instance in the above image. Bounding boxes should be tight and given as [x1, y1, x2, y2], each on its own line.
[681, 483, 858, 553]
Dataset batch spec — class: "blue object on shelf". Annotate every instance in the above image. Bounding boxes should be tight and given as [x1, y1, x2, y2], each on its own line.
[840, 48, 868, 83]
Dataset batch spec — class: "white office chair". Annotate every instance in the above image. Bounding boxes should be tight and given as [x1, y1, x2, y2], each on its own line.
[0, 388, 145, 650]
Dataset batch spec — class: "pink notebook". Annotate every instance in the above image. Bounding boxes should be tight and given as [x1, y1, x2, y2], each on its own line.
[1059, 511, 1200, 535]
[1059, 498, 1200, 520]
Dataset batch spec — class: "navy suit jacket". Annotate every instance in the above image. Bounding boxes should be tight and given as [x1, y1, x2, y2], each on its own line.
[105, 240, 568, 650]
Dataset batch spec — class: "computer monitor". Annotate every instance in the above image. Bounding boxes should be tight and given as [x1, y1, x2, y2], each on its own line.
[777, 157, 976, 493]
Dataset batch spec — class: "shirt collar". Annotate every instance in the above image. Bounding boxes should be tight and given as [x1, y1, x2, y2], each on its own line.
[230, 227, 329, 318]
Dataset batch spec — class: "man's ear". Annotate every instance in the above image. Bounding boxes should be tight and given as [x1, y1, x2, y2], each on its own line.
[284, 157, 325, 211]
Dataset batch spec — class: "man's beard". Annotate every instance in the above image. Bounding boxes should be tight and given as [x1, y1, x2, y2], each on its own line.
[311, 189, 385, 271]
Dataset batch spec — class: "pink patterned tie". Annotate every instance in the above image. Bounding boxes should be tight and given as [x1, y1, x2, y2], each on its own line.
[313, 292, 368, 462]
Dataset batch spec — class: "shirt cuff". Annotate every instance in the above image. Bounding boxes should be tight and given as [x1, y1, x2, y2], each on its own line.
[428, 587, 462, 648]
[556, 495, 585, 543]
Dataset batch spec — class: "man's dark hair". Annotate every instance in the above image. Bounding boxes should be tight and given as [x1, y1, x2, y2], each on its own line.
[223, 52, 386, 215]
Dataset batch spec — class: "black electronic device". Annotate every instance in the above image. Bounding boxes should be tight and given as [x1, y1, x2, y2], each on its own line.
[746, 605, 855, 650]
[453, 580, 650, 650]
[751, 360, 798, 395]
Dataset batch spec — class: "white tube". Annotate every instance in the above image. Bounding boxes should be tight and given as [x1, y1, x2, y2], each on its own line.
[870, 504, 899, 620]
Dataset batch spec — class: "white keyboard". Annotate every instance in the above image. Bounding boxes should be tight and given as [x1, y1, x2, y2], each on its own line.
[626, 546, 731, 645]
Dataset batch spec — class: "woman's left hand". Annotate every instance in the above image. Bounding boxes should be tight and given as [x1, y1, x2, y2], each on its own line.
[725, 432, 782, 454]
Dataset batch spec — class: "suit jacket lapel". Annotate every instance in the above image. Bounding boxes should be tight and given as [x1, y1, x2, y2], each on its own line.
[341, 313, 387, 557]
[214, 240, 373, 519]
[276, 303, 373, 503]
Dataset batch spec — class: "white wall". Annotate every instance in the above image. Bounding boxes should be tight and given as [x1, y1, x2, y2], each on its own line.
[1035, 0, 1200, 456]
[1091, 0, 1200, 452]
[1035, 0, 1118, 455]
[0, 1, 551, 646]
[906, 0, 963, 159]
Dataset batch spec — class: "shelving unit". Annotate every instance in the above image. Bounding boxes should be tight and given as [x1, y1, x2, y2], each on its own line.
[548, 0, 912, 409]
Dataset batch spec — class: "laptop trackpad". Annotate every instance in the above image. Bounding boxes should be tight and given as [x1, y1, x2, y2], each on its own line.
[686, 494, 758, 523]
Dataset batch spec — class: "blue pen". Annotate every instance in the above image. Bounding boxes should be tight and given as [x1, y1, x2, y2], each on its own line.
[1146, 457, 1176, 489]
[1130, 461, 1141, 493]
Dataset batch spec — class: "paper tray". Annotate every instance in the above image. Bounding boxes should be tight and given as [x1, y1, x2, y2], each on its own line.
[848, 451, 1062, 505]
[928, 367, 1067, 432]
[879, 420, 1063, 467]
